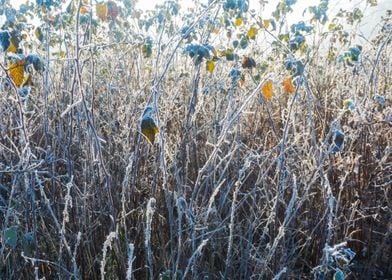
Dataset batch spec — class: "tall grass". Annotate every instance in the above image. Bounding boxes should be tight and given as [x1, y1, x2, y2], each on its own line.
[0, 2, 391, 279]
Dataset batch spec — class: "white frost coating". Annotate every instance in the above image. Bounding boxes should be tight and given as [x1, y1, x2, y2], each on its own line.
[183, 239, 208, 280]
[100, 231, 117, 280]
[145, 198, 156, 280]
[126, 243, 135, 280]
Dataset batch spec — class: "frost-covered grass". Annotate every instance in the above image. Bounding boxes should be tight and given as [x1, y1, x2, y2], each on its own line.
[0, 1, 391, 279]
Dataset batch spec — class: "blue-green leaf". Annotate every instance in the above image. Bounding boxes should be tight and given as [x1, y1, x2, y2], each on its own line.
[334, 268, 345, 280]
[4, 226, 18, 249]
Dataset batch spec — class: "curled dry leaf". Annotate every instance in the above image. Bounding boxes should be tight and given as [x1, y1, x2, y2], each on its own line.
[141, 107, 159, 145]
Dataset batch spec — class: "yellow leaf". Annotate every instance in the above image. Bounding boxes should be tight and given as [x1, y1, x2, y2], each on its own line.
[235, 18, 243, 27]
[247, 26, 258, 39]
[8, 59, 25, 87]
[141, 117, 159, 145]
[212, 28, 219, 34]
[282, 77, 295, 94]
[263, 19, 270, 29]
[206, 60, 215, 74]
[7, 40, 17, 53]
[96, 3, 108, 21]
[261, 80, 273, 101]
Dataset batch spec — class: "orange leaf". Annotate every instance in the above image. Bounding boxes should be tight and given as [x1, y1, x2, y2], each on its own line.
[261, 80, 273, 101]
[8, 59, 25, 87]
[282, 77, 295, 94]
[80, 5, 89, 15]
[263, 19, 270, 29]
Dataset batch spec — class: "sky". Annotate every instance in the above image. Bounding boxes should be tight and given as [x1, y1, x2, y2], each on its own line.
[4, 0, 391, 39]
[134, 0, 389, 38]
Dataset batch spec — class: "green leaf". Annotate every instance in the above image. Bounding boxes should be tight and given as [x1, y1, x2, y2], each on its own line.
[240, 38, 248, 49]
[22, 232, 35, 256]
[142, 44, 152, 58]
[278, 33, 290, 43]
[225, 48, 235, 61]
[4, 226, 18, 249]
[159, 270, 171, 280]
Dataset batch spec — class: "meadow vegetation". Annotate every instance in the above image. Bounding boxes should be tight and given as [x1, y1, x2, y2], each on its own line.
[0, 0, 391, 279]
